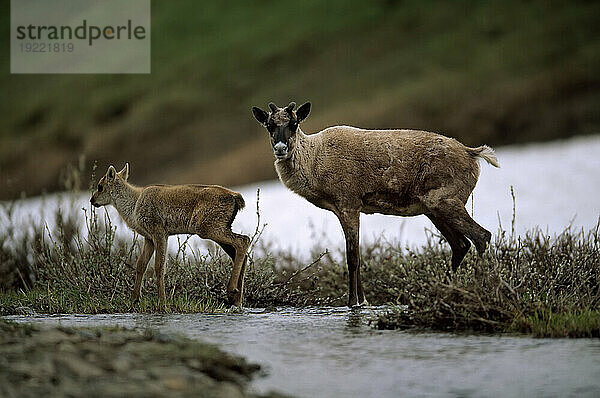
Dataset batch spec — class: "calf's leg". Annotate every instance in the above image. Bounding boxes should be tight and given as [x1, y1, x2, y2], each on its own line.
[229, 233, 250, 306]
[204, 230, 249, 307]
[131, 238, 154, 302]
[236, 254, 248, 303]
[217, 241, 248, 307]
[153, 235, 168, 304]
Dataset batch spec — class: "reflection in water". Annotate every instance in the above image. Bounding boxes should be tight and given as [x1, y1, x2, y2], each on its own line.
[346, 308, 365, 329]
[5, 308, 600, 398]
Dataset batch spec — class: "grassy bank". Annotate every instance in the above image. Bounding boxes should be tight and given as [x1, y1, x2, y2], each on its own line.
[370, 224, 600, 338]
[1, 194, 599, 336]
[2, 0, 599, 198]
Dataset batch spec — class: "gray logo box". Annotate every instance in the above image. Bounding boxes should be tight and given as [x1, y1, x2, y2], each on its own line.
[11, 0, 150, 74]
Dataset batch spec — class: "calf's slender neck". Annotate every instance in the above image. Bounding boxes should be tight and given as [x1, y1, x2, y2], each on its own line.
[111, 180, 142, 227]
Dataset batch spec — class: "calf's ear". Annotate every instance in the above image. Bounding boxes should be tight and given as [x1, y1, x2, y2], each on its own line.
[107, 165, 117, 181]
[296, 102, 311, 123]
[119, 163, 129, 181]
[252, 106, 268, 125]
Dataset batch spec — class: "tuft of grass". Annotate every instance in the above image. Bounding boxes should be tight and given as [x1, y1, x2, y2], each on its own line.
[0, 288, 228, 315]
[511, 309, 600, 338]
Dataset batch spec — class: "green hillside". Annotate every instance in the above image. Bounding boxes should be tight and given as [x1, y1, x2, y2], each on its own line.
[1, 0, 599, 199]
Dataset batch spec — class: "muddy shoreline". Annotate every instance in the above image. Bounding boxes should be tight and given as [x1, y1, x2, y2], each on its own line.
[0, 320, 288, 398]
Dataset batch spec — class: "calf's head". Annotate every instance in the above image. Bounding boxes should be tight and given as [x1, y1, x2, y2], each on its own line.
[252, 101, 311, 160]
[90, 163, 129, 207]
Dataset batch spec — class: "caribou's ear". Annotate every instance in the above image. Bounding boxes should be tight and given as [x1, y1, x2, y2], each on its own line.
[252, 106, 268, 125]
[296, 102, 311, 123]
[107, 165, 117, 181]
[118, 163, 129, 181]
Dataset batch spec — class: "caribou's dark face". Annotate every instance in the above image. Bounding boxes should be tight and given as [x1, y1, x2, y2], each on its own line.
[252, 101, 311, 160]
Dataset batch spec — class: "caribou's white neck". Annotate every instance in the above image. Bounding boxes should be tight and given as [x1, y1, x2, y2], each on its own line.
[275, 128, 315, 183]
[277, 128, 308, 166]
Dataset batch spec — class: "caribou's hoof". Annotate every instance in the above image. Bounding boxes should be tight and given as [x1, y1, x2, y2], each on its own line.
[227, 298, 243, 309]
[347, 299, 369, 309]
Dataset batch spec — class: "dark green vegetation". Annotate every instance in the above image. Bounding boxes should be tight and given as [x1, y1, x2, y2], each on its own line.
[0, 319, 286, 398]
[1, 193, 599, 337]
[2, 0, 599, 199]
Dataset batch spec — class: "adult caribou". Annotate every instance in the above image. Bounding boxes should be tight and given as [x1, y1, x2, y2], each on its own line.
[252, 101, 499, 307]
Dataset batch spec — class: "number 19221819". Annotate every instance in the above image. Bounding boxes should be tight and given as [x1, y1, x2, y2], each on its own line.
[19, 42, 74, 53]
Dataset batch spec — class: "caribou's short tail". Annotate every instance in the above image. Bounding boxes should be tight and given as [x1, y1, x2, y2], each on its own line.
[467, 145, 499, 168]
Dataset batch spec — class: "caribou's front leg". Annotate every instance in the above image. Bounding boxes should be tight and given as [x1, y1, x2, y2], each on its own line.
[338, 209, 367, 308]
[355, 255, 368, 306]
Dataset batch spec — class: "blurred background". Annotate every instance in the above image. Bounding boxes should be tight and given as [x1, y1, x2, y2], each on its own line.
[1, 0, 599, 200]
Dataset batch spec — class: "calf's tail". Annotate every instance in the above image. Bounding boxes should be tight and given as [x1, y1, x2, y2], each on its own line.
[227, 193, 246, 229]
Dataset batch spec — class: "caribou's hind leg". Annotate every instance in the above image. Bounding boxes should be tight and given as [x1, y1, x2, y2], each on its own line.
[427, 214, 471, 275]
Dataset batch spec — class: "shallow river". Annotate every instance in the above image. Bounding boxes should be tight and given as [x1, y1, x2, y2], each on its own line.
[5, 307, 600, 397]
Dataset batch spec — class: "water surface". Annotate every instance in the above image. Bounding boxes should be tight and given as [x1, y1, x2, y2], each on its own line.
[6, 307, 600, 397]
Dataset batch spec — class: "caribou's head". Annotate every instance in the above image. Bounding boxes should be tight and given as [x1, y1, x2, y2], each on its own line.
[252, 101, 311, 160]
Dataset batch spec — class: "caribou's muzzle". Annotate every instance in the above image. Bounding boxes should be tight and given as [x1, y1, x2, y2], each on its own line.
[273, 142, 288, 159]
